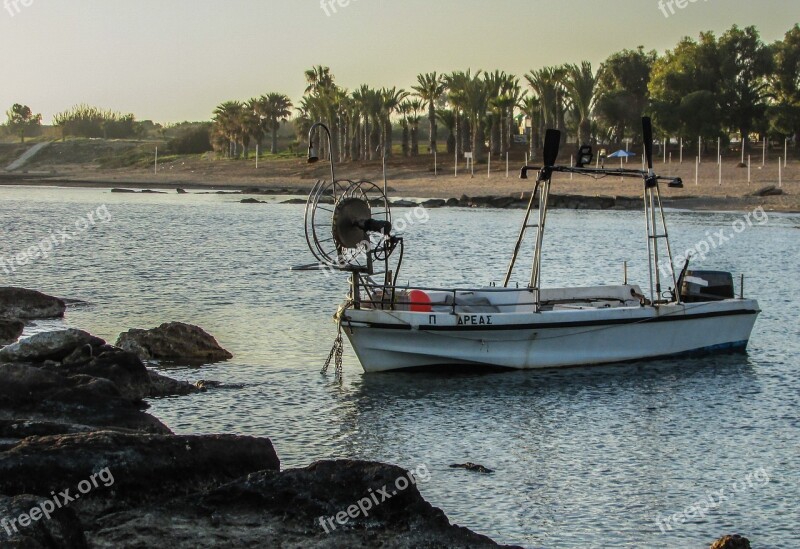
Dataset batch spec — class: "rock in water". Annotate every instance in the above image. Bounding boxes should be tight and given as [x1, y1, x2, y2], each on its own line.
[0, 329, 105, 363]
[116, 322, 232, 364]
[0, 318, 24, 345]
[710, 535, 751, 549]
[148, 370, 203, 397]
[0, 287, 66, 320]
[449, 462, 494, 474]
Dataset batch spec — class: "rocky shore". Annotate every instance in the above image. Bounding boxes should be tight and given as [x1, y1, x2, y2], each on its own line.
[0, 286, 754, 548]
[0, 287, 519, 548]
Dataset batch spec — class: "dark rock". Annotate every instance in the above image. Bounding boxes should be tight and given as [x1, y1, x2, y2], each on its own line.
[280, 198, 306, 204]
[240, 198, 266, 204]
[0, 363, 171, 435]
[176, 188, 187, 194]
[58, 348, 153, 401]
[140, 190, 166, 194]
[710, 534, 751, 549]
[0, 318, 24, 345]
[0, 287, 66, 320]
[194, 379, 223, 390]
[446, 197, 460, 207]
[489, 196, 516, 209]
[0, 494, 88, 548]
[110, 188, 136, 193]
[421, 199, 447, 208]
[750, 185, 784, 197]
[391, 199, 418, 207]
[450, 462, 494, 474]
[0, 432, 280, 519]
[149, 370, 203, 397]
[86, 460, 517, 548]
[116, 322, 232, 364]
[0, 329, 104, 364]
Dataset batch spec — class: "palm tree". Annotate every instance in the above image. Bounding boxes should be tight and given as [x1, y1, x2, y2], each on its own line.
[412, 72, 446, 154]
[407, 99, 423, 156]
[398, 101, 411, 156]
[212, 101, 244, 158]
[519, 94, 541, 157]
[463, 72, 489, 163]
[379, 87, 409, 157]
[256, 93, 293, 154]
[444, 71, 473, 156]
[437, 109, 457, 154]
[563, 62, 597, 145]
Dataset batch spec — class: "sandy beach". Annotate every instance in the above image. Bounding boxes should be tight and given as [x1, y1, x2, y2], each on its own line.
[2, 149, 798, 212]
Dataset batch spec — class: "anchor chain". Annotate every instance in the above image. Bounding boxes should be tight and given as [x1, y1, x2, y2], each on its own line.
[321, 322, 344, 380]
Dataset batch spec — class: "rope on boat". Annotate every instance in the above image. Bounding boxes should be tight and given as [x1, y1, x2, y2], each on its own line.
[321, 322, 344, 380]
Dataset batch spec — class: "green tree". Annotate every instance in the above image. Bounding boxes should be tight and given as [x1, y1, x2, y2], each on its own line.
[717, 26, 773, 149]
[768, 24, 800, 142]
[5, 104, 42, 143]
[596, 47, 657, 142]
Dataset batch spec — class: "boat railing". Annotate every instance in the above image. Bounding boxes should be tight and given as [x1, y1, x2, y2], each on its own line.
[353, 281, 636, 314]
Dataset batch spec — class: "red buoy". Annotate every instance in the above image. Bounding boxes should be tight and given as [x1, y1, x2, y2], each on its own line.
[408, 290, 432, 312]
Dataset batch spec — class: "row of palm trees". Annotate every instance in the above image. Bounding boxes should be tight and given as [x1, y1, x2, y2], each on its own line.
[211, 63, 598, 163]
[212, 93, 293, 158]
[292, 65, 599, 164]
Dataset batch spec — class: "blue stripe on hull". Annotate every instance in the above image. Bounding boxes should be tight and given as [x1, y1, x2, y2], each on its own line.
[666, 340, 749, 358]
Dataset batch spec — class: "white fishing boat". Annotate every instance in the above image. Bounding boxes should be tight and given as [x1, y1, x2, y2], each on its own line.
[295, 119, 760, 373]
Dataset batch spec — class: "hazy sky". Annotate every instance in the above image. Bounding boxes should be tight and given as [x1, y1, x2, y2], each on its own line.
[1, 0, 796, 124]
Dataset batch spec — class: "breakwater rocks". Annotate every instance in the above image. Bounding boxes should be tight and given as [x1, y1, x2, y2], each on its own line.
[391, 193, 642, 211]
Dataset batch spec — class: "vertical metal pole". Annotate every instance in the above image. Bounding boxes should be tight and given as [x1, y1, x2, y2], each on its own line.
[454, 147, 457, 177]
[695, 156, 699, 186]
[748, 155, 751, 184]
[698, 136, 702, 164]
[680, 137, 683, 164]
[779, 157, 782, 187]
[255, 144, 259, 169]
[718, 156, 722, 186]
[434, 149, 437, 177]
[650, 188, 661, 300]
[644, 189, 655, 304]
[717, 137, 720, 165]
[506, 152, 509, 178]
[488, 153, 491, 179]
[154, 147, 158, 175]
[762, 137, 766, 166]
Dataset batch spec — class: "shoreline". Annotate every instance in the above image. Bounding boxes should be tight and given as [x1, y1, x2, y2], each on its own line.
[1, 173, 797, 213]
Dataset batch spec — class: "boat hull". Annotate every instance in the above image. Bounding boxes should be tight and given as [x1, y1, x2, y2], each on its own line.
[340, 299, 760, 373]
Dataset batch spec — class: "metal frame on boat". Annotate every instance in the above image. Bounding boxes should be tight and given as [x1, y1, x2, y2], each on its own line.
[294, 118, 760, 373]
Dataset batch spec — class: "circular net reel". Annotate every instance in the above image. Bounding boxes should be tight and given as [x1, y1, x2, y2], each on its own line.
[304, 179, 393, 272]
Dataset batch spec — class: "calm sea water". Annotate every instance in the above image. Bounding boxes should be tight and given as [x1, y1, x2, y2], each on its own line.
[1, 185, 797, 548]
